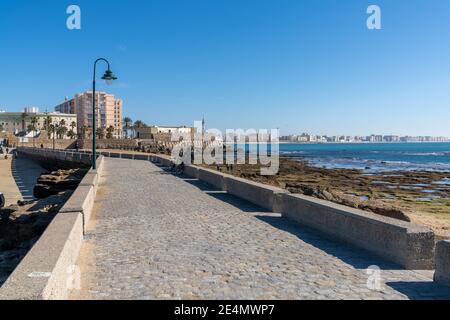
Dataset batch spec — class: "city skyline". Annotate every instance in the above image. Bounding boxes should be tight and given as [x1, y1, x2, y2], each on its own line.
[1, 1, 450, 136]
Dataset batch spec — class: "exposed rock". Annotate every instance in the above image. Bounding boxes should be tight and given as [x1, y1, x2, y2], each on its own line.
[33, 168, 86, 199]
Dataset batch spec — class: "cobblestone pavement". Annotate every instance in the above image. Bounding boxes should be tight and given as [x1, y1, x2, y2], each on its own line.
[71, 158, 450, 300]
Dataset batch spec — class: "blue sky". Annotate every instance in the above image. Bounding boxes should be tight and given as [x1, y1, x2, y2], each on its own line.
[1, 0, 450, 136]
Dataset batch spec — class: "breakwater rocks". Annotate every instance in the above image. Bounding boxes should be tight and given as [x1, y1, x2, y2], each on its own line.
[1, 168, 86, 286]
[0, 192, 72, 285]
[33, 169, 87, 199]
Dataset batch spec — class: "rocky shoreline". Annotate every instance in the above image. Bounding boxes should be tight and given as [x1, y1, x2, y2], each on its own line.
[207, 157, 450, 239]
[0, 168, 86, 286]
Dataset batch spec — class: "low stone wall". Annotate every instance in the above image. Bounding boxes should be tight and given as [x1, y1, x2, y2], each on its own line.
[197, 167, 229, 191]
[434, 241, 450, 287]
[184, 165, 199, 179]
[150, 155, 437, 269]
[281, 193, 435, 269]
[225, 176, 288, 212]
[0, 212, 83, 299]
[77, 139, 138, 150]
[18, 147, 91, 169]
[0, 150, 104, 299]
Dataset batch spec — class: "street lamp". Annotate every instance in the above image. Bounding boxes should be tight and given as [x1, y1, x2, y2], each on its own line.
[92, 58, 117, 169]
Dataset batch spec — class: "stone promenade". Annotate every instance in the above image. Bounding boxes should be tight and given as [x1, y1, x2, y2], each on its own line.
[71, 158, 450, 300]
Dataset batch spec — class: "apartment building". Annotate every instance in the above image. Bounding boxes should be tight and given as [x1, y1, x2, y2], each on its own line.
[55, 91, 123, 138]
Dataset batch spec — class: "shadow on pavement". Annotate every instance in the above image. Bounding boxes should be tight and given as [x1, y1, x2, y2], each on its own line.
[387, 281, 450, 300]
[177, 172, 404, 271]
[254, 214, 404, 271]
[10, 157, 44, 201]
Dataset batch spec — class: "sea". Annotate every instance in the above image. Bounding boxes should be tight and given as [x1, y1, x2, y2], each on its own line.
[278, 142, 450, 173]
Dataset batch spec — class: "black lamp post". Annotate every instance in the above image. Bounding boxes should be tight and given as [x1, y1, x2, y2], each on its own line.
[92, 58, 117, 169]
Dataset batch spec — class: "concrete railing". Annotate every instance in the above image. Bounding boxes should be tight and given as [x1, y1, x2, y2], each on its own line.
[434, 241, 450, 287]
[17, 147, 92, 168]
[0, 148, 104, 299]
[181, 165, 436, 269]
[224, 176, 288, 212]
[280, 193, 435, 269]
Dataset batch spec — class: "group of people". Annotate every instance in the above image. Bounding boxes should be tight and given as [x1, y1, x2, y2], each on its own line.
[0, 140, 16, 159]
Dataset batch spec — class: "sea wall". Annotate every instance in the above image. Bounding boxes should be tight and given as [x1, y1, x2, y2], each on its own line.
[0, 148, 104, 299]
[280, 193, 435, 269]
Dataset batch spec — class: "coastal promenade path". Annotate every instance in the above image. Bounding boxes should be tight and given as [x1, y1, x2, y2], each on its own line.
[71, 157, 450, 300]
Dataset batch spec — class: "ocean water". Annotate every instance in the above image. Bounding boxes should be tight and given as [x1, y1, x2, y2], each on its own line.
[279, 142, 450, 172]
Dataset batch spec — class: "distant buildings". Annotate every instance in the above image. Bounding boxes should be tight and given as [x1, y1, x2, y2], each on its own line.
[0, 111, 77, 138]
[134, 126, 195, 139]
[280, 133, 450, 143]
[54, 91, 123, 139]
[23, 106, 39, 113]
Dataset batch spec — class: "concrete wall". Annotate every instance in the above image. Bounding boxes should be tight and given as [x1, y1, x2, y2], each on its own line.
[281, 193, 435, 269]
[197, 167, 229, 191]
[18, 147, 91, 169]
[0, 150, 104, 299]
[434, 241, 450, 287]
[225, 176, 287, 212]
[0, 212, 83, 300]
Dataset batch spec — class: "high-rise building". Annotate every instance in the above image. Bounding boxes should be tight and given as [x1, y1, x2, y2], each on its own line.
[55, 97, 76, 114]
[23, 106, 39, 113]
[54, 91, 123, 138]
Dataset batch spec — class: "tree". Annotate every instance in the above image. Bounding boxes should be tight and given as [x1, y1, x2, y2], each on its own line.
[30, 116, 38, 131]
[106, 126, 115, 139]
[134, 120, 145, 128]
[48, 124, 55, 139]
[21, 112, 28, 131]
[96, 127, 105, 139]
[123, 117, 132, 139]
[59, 119, 66, 128]
[67, 130, 76, 139]
[70, 121, 76, 132]
[57, 126, 68, 139]
[44, 116, 53, 139]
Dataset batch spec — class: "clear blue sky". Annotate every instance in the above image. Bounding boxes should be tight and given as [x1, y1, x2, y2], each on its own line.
[1, 0, 450, 136]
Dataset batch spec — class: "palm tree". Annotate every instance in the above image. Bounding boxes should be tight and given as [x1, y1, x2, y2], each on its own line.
[44, 116, 53, 139]
[57, 126, 68, 139]
[106, 126, 115, 139]
[67, 130, 76, 140]
[59, 119, 66, 128]
[48, 124, 55, 139]
[96, 127, 105, 139]
[70, 121, 76, 136]
[28, 116, 38, 147]
[21, 112, 28, 132]
[123, 117, 132, 139]
[133, 120, 146, 139]
[79, 125, 88, 139]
